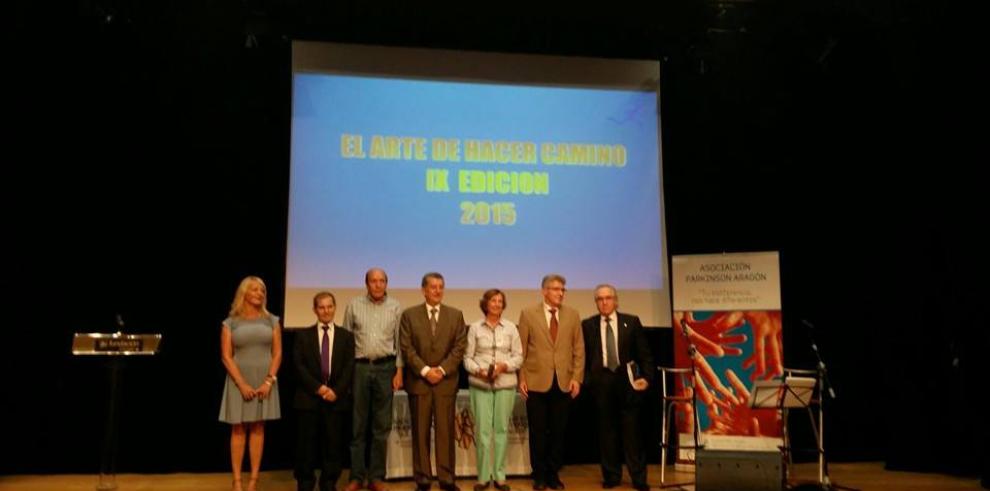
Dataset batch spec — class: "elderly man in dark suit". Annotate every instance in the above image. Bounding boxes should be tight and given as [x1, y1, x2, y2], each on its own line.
[517, 274, 585, 491]
[581, 284, 654, 491]
[294, 291, 356, 491]
[399, 272, 468, 491]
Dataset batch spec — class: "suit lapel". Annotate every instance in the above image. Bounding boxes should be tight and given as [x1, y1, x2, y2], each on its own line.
[534, 306, 552, 347]
[590, 318, 603, 370]
[553, 306, 570, 348]
[433, 305, 445, 340]
[309, 325, 321, 370]
[412, 303, 425, 335]
[330, 324, 344, 374]
[617, 314, 630, 362]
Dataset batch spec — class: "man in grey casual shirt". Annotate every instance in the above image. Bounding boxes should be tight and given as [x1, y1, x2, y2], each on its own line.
[343, 268, 404, 491]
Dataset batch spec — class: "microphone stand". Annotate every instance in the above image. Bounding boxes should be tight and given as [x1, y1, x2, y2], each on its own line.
[680, 319, 704, 460]
[801, 320, 858, 491]
[99, 314, 127, 491]
[659, 317, 705, 490]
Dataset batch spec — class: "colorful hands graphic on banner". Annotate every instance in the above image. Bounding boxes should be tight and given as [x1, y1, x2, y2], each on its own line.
[673, 310, 784, 437]
[674, 311, 748, 357]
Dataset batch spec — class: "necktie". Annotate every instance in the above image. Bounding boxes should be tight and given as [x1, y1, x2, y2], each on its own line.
[549, 308, 558, 343]
[429, 308, 438, 337]
[605, 317, 619, 371]
[321, 324, 330, 382]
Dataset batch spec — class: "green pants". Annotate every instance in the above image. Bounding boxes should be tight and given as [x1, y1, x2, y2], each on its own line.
[469, 387, 516, 483]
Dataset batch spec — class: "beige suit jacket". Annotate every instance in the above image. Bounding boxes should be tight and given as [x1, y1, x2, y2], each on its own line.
[517, 302, 585, 392]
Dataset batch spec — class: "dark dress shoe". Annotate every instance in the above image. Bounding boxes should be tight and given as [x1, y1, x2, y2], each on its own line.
[602, 481, 620, 489]
[415, 483, 431, 491]
[633, 484, 650, 491]
[439, 483, 460, 491]
[319, 474, 342, 491]
[548, 479, 565, 490]
[473, 482, 490, 491]
[494, 483, 510, 491]
[533, 481, 547, 490]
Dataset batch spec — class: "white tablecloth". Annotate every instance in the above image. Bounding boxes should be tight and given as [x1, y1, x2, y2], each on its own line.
[385, 389, 532, 478]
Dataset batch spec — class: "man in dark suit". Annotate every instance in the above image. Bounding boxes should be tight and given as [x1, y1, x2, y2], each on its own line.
[399, 272, 468, 491]
[294, 291, 356, 491]
[581, 284, 654, 491]
[517, 274, 585, 490]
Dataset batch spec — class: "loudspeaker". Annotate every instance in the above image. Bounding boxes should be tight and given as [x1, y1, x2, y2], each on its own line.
[696, 449, 783, 491]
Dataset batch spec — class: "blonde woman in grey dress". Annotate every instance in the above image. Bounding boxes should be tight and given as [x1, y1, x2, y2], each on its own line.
[219, 276, 283, 491]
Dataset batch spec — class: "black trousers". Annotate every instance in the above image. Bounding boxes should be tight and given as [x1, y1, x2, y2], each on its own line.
[589, 369, 647, 487]
[295, 406, 346, 491]
[526, 377, 571, 483]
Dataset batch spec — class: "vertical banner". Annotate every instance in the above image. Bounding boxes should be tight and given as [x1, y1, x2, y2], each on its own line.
[671, 251, 784, 461]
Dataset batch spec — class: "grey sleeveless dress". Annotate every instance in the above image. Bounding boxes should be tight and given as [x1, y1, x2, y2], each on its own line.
[218, 315, 282, 423]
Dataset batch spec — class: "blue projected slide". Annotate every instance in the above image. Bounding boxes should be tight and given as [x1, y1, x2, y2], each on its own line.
[287, 73, 664, 291]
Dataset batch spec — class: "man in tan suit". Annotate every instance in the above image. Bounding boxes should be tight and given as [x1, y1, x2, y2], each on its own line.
[517, 274, 585, 490]
[399, 272, 468, 491]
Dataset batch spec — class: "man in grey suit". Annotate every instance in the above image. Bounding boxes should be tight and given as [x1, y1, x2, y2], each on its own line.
[517, 274, 585, 490]
[399, 272, 468, 491]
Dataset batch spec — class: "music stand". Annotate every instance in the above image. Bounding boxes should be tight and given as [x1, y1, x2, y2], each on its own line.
[750, 376, 816, 410]
[73, 331, 161, 490]
[750, 371, 825, 488]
